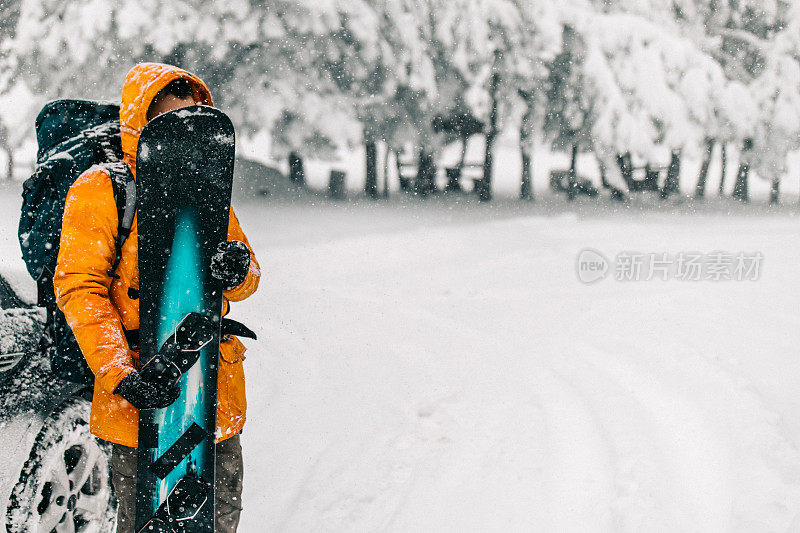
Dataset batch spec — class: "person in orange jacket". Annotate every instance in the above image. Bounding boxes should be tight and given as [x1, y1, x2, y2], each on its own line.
[54, 63, 260, 532]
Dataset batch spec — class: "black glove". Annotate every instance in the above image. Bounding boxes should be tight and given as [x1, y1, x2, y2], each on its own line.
[114, 371, 181, 410]
[211, 240, 250, 290]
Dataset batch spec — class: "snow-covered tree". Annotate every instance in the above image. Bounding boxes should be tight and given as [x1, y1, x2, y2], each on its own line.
[669, 0, 795, 200]
[567, 5, 729, 195]
[6, 0, 366, 158]
[384, 0, 534, 199]
[506, 0, 561, 199]
[543, 23, 595, 198]
[745, 3, 800, 202]
[5, 0, 800, 203]
[0, 0, 25, 179]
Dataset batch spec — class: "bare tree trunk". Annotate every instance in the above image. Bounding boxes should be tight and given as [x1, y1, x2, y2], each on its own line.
[519, 102, 533, 201]
[718, 143, 727, 196]
[365, 140, 378, 199]
[616, 153, 634, 191]
[520, 151, 533, 201]
[328, 170, 346, 200]
[415, 149, 435, 196]
[288, 151, 305, 185]
[566, 144, 579, 201]
[458, 136, 467, 172]
[478, 58, 501, 203]
[599, 158, 609, 188]
[769, 177, 780, 205]
[660, 150, 682, 199]
[382, 143, 390, 198]
[732, 140, 752, 202]
[732, 163, 750, 202]
[694, 138, 714, 199]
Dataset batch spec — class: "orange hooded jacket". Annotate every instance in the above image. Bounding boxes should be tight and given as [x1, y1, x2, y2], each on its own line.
[54, 63, 260, 446]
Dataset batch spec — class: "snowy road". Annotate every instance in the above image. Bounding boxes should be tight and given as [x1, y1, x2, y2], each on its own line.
[2, 187, 800, 531]
[223, 201, 800, 532]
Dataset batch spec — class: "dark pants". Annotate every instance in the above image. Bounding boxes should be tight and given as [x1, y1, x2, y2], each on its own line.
[110, 434, 243, 532]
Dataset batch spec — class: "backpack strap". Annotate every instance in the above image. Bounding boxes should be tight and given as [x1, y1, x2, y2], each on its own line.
[103, 161, 136, 279]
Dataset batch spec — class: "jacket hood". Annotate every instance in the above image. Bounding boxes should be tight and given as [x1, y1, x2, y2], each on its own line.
[120, 63, 213, 175]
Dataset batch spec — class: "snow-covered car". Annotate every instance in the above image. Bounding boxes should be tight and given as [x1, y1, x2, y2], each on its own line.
[0, 270, 116, 532]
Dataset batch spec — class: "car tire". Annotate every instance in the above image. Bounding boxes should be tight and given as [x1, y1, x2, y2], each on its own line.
[6, 398, 116, 532]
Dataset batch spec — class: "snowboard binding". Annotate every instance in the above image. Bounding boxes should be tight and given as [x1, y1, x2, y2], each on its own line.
[137, 474, 211, 533]
[140, 312, 216, 390]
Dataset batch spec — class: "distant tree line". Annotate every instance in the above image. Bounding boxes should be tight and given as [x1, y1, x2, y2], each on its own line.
[1, 0, 800, 203]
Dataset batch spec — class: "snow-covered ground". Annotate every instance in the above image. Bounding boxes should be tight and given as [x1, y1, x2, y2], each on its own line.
[231, 193, 800, 531]
[1, 182, 799, 531]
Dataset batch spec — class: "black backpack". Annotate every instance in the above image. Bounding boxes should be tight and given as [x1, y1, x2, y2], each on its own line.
[19, 99, 137, 385]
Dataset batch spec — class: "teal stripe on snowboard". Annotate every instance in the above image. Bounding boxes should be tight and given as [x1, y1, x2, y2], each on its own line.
[150, 209, 210, 512]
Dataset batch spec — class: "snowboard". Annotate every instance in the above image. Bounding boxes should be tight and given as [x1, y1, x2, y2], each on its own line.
[133, 105, 235, 533]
